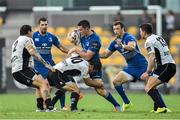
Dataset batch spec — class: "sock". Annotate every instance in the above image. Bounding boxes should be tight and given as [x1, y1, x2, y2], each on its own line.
[37, 97, 44, 110]
[59, 93, 65, 108]
[51, 95, 59, 107]
[70, 92, 79, 111]
[154, 89, 167, 108]
[154, 102, 158, 111]
[147, 89, 163, 108]
[104, 92, 120, 107]
[115, 85, 130, 104]
[51, 90, 66, 108]
[45, 98, 53, 110]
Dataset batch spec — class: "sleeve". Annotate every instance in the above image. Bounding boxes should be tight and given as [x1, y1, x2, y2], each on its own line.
[53, 35, 60, 47]
[25, 38, 34, 48]
[125, 35, 136, 44]
[145, 40, 155, 55]
[82, 67, 90, 79]
[88, 40, 100, 53]
[108, 41, 116, 52]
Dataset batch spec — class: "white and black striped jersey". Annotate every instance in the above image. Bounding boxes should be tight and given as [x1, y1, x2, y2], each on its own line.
[11, 36, 34, 73]
[53, 55, 90, 79]
[145, 34, 175, 65]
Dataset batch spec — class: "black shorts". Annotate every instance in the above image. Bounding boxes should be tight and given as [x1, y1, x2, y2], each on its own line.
[89, 59, 102, 79]
[12, 67, 38, 87]
[153, 63, 176, 83]
[47, 70, 75, 89]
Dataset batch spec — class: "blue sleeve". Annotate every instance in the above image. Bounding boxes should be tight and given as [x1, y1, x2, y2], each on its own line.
[32, 33, 36, 42]
[125, 35, 136, 44]
[53, 35, 60, 47]
[88, 40, 100, 53]
[108, 41, 116, 52]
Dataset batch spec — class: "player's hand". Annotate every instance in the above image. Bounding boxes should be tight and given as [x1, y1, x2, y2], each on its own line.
[67, 47, 77, 57]
[140, 72, 149, 81]
[45, 64, 56, 72]
[115, 39, 123, 47]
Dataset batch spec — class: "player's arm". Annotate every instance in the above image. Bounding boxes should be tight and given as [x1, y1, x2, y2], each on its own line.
[123, 41, 136, 51]
[141, 41, 155, 80]
[69, 47, 94, 61]
[115, 39, 136, 51]
[146, 53, 155, 73]
[25, 40, 55, 71]
[100, 49, 113, 59]
[57, 44, 69, 54]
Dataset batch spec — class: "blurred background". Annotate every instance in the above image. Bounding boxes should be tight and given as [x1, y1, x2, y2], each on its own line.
[0, 0, 179, 94]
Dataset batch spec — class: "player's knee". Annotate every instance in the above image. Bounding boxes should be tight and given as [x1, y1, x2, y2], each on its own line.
[145, 85, 151, 93]
[95, 88, 106, 97]
[113, 78, 122, 86]
[40, 81, 49, 91]
[96, 80, 104, 87]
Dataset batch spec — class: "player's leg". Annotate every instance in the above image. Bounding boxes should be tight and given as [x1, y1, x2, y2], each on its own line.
[145, 76, 167, 113]
[35, 89, 44, 111]
[32, 75, 54, 111]
[113, 71, 133, 106]
[93, 79, 121, 112]
[51, 89, 66, 110]
[63, 82, 80, 111]
[83, 77, 103, 88]
[147, 63, 176, 113]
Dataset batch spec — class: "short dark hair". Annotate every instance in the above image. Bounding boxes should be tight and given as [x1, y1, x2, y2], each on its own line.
[113, 21, 124, 28]
[77, 20, 90, 29]
[139, 23, 153, 34]
[20, 25, 32, 35]
[38, 17, 48, 24]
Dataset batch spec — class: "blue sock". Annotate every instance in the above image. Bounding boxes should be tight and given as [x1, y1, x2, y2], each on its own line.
[105, 92, 120, 107]
[59, 94, 65, 108]
[154, 89, 166, 108]
[115, 85, 130, 104]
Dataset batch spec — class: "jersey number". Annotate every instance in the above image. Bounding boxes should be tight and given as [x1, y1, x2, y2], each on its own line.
[13, 40, 18, 52]
[70, 56, 83, 64]
[156, 37, 167, 47]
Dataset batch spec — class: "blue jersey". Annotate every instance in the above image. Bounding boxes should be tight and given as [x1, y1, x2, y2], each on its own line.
[33, 31, 60, 78]
[80, 32, 101, 62]
[108, 32, 147, 80]
[80, 31, 102, 79]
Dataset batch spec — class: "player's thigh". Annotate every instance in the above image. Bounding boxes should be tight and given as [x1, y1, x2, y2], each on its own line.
[33, 74, 46, 88]
[13, 68, 38, 87]
[113, 71, 133, 84]
[153, 63, 176, 83]
[145, 76, 161, 92]
[63, 82, 80, 93]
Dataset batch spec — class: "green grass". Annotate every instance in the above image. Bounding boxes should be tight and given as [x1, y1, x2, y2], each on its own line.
[0, 92, 180, 119]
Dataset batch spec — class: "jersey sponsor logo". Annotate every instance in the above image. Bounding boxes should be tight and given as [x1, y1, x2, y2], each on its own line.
[34, 38, 39, 42]
[42, 43, 47, 47]
[92, 41, 98, 48]
[85, 42, 89, 47]
[48, 37, 53, 42]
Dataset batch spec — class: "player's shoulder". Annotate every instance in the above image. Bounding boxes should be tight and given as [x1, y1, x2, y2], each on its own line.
[18, 36, 31, 41]
[124, 32, 136, 40]
[46, 32, 57, 37]
[91, 32, 101, 41]
[33, 31, 39, 36]
[146, 34, 157, 44]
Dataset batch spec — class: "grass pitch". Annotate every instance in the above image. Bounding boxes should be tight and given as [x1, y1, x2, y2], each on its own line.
[0, 91, 180, 119]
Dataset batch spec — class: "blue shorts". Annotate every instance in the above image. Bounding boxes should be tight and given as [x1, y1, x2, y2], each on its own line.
[34, 66, 49, 79]
[123, 65, 147, 82]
